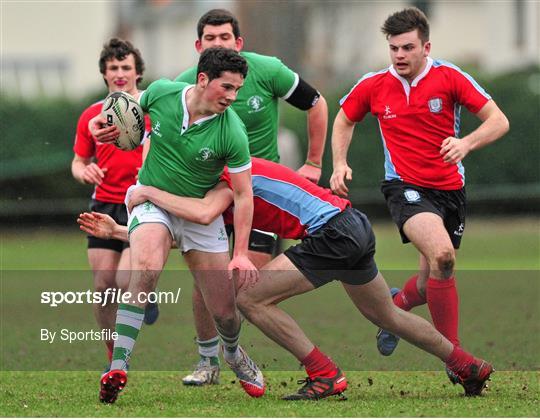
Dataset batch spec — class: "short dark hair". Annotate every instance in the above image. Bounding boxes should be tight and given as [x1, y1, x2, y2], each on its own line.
[381, 7, 430, 43]
[197, 9, 241, 40]
[99, 38, 145, 86]
[197, 48, 248, 82]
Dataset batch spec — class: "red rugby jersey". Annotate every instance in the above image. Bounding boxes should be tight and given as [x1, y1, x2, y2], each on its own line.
[73, 100, 150, 203]
[340, 58, 491, 190]
[221, 158, 350, 239]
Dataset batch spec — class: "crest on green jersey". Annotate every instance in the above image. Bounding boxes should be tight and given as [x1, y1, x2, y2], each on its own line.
[247, 95, 264, 113]
[196, 147, 216, 162]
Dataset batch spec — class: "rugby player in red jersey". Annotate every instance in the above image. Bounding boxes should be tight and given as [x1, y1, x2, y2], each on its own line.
[79, 157, 495, 399]
[71, 38, 157, 366]
[330, 7, 509, 383]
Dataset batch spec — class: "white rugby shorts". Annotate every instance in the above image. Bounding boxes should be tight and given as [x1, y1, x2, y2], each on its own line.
[126, 186, 228, 254]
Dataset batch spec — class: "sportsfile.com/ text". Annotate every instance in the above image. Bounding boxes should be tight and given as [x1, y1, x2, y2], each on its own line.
[40, 288, 182, 307]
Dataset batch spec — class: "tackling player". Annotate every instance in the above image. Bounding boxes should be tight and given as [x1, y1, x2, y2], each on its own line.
[329, 8, 509, 382]
[89, 48, 263, 403]
[79, 157, 495, 400]
[71, 38, 158, 368]
[175, 8, 328, 386]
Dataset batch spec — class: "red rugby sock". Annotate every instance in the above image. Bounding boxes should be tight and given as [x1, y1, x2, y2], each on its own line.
[393, 275, 426, 311]
[426, 277, 460, 346]
[301, 347, 338, 379]
[445, 345, 475, 376]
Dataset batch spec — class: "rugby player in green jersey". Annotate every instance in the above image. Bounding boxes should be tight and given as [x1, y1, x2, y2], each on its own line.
[175, 8, 329, 386]
[89, 48, 266, 403]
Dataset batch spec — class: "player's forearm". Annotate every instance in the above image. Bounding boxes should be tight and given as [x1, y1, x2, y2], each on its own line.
[331, 112, 356, 167]
[112, 224, 129, 242]
[143, 187, 218, 225]
[231, 190, 254, 257]
[71, 160, 88, 184]
[305, 95, 328, 165]
[462, 105, 509, 153]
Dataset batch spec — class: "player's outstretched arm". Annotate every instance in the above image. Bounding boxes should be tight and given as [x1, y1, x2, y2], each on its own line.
[297, 94, 328, 183]
[78, 212, 128, 242]
[440, 100, 510, 164]
[330, 109, 356, 197]
[127, 182, 233, 225]
[227, 169, 258, 285]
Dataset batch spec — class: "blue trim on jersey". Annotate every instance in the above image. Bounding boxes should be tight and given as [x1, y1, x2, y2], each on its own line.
[377, 121, 401, 181]
[432, 59, 492, 100]
[339, 68, 389, 105]
[453, 103, 466, 185]
[252, 175, 342, 234]
[453, 103, 462, 138]
[457, 161, 465, 185]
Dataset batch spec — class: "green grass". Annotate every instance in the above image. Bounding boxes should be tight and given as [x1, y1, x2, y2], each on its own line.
[1, 217, 539, 416]
[2, 217, 539, 270]
[1, 371, 538, 417]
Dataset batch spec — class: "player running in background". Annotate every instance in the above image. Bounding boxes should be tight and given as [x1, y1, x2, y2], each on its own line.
[175, 8, 328, 386]
[329, 8, 509, 381]
[71, 38, 158, 367]
[79, 157, 495, 400]
[89, 48, 263, 403]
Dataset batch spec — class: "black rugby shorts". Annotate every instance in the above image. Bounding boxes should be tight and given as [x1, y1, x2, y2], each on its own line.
[381, 180, 466, 249]
[87, 199, 130, 252]
[284, 208, 378, 288]
[225, 225, 278, 256]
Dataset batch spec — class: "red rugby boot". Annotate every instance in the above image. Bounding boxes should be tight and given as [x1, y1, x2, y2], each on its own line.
[282, 368, 348, 400]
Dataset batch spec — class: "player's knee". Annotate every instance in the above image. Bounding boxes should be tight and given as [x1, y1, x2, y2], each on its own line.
[236, 292, 257, 319]
[94, 272, 117, 293]
[128, 269, 158, 295]
[114, 271, 130, 291]
[212, 310, 237, 333]
[434, 249, 455, 279]
[367, 306, 398, 331]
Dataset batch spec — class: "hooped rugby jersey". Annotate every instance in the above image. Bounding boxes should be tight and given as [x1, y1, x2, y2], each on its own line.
[73, 100, 150, 203]
[176, 52, 298, 162]
[340, 57, 491, 190]
[222, 158, 350, 239]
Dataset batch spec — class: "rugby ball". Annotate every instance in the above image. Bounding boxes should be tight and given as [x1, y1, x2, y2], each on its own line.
[101, 91, 145, 151]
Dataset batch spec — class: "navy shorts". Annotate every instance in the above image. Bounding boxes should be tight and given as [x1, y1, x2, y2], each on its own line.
[381, 180, 466, 249]
[87, 200, 129, 252]
[284, 208, 379, 288]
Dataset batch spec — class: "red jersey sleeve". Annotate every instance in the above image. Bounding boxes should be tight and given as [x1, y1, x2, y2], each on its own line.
[73, 105, 99, 158]
[339, 75, 374, 122]
[220, 167, 233, 189]
[448, 67, 491, 114]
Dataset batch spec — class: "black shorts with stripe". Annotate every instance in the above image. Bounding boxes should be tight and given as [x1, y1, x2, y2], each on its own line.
[225, 225, 278, 255]
[381, 180, 466, 249]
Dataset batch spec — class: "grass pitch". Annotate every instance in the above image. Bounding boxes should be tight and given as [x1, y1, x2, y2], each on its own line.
[1, 371, 538, 417]
[1, 217, 539, 416]
[1, 371, 540, 417]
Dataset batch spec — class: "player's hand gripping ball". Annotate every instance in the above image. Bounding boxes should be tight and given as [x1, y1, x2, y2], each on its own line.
[101, 91, 145, 151]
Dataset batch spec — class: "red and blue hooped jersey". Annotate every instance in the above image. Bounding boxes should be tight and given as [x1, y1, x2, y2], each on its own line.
[222, 158, 350, 239]
[340, 58, 491, 190]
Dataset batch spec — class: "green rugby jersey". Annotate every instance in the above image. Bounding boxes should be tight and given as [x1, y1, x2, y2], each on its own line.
[138, 79, 251, 198]
[176, 51, 297, 162]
